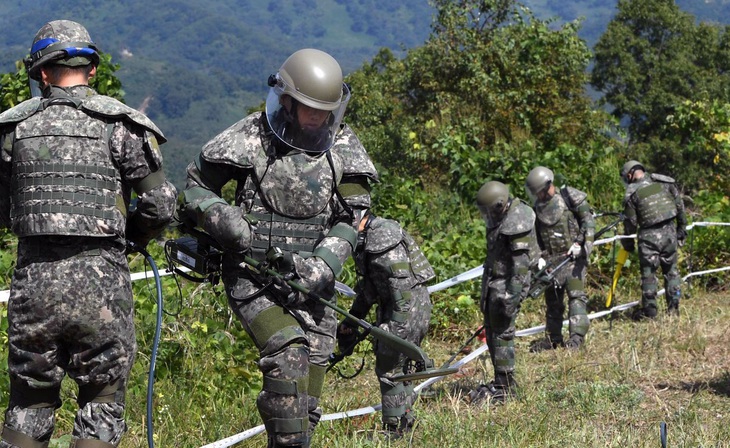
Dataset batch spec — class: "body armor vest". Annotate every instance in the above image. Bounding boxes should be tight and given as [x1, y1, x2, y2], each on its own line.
[535, 192, 579, 257]
[241, 146, 339, 260]
[10, 98, 124, 238]
[634, 179, 677, 227]
[486, 200, 538, 276]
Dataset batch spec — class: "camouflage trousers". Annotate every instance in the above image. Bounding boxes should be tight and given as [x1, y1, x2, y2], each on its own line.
[373, 286, 432, 426]
[543, 257, 589, 341]
[2, 237, 135, 448]
[482, 277, 525, 377]
[638, 221, 681, 313]
[223, 266, 337, 447]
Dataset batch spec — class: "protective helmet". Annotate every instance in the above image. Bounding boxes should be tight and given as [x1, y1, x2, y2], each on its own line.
[25, 20, 99, 81]
[476, 181, 510, 222]
[525, 166, 554, 204]
[620, 160, 644, 184]
[265, 48, 350, 153]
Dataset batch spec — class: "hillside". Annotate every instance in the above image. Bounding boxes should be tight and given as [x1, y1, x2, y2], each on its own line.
[1, 0, 728, 186]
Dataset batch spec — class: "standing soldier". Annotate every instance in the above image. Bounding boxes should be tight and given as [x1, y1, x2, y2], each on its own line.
[469, 181, 538, 404]
[620, 160, 687, 319]
[0, 20, 177, 447]
[180, 49, 377, 447]
[336, 212, 434, 439]
[525, 166, 595, 351]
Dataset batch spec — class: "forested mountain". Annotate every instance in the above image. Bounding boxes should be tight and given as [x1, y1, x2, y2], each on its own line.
[1, 0, 728, 186]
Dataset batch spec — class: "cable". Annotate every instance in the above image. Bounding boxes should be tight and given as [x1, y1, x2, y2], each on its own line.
[129, 243, 164, 448]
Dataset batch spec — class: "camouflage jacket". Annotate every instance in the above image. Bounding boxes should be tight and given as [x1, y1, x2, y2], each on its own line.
[0, 85, 176, 244]
[623, 173, 686, 234]
[350, 216, 434, 323]
[534, 186, 595, 260]
[181, 111, 378, 278]
[484, 198, 538, 297]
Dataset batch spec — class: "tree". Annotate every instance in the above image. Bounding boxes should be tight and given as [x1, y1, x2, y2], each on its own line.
[591, 0, 730, 190]
[347, 0, 615, 201]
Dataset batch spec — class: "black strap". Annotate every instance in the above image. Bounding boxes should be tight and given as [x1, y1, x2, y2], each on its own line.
[1, 425, 48, 448]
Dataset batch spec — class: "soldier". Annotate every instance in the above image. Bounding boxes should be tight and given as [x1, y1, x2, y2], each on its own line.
[469, 181, 538, 404]
[0, 20, 177, 448]
[620, 160, 687, 319]
[180, 48, 377, 447]
[525, 166, 595, 351]
[336, 212, 434, 439]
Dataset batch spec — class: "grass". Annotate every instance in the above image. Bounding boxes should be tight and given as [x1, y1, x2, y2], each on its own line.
[136, 289, 730, 447]
[7, 287, 730, 448]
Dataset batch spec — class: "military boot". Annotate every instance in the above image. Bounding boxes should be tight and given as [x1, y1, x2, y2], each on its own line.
[529, 335, 564, 353]
[666, 297, 680, 316]
[631, 305, 657, 321]
[468, 373, 518, 406]
[565, 334, 584, 351]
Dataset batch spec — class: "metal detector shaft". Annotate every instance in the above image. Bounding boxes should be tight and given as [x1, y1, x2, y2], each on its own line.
[241, 255, 434, 369]
[528, 256, 572, 298]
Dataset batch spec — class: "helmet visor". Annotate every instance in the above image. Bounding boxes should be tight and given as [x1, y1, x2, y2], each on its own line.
[265, 82, 350, 153]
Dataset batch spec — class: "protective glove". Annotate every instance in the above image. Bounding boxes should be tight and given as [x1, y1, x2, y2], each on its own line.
[336, 320, 359, 356]
[288, 254, 335, 306]
[203, 204, 252, 253]
[537, 257, 547, 270]
[567, 243, 582, 259]
[677, 227, 687, 248]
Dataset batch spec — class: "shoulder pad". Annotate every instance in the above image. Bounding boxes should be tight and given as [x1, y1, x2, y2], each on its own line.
[330, 124, 379, 181]
[502, 200, 536, 236]
[364, 217, 403, 253]
[650, 173, 675, 184]
[562, 186, 588, 208]
[201, 113, 259, 169]
[81, 95, 166, 143]
[0, 98, 43, 125]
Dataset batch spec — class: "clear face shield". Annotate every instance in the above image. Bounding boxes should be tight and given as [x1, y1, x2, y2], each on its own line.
[526, 181, 551, 205]
[265, 78, 351, 154]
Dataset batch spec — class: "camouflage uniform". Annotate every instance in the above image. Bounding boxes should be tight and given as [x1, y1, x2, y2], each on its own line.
[0, 82, 176, 447]
[346, 215, 434, 432]
[181, 112, 376, 447]
[533, 186, 595, 348]
[622, 173, 687, 318]
[479, 198, 538, 396]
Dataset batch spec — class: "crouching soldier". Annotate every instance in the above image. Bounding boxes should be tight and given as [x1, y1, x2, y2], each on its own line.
[337, 212, 434, 439]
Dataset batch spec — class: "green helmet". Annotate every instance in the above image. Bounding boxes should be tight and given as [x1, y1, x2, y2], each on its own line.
[476, 181, 510, 221]
[620, 160, 644, 183]
[525, 166, 554, 203]
[265, 48, 351, 153]
[24, 20, 99, 81]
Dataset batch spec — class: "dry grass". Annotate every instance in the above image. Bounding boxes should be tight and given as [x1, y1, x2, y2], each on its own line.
[304, 291, 730, 448]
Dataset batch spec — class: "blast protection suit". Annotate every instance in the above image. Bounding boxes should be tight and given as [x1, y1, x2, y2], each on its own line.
[345, 216, 434, 430]
[181, 111, 377, 446]
[0, 84, 176, 447]
[480, 198, 537, 394]
[533, 186, 595, 348]
[622, 173, 687, 317]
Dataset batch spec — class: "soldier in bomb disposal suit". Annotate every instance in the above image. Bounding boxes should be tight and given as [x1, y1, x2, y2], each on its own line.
[0, 20, 176, 448]
[525, 166, 595, 351]
[620, 160, 687, 320]
[180, 49, 377, 447]
[337, 212, 434, 439]
[469, 181, 538, 405]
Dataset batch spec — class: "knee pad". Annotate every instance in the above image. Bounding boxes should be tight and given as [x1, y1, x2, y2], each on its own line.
[9, 378, 60, 410]
[258, 343, 310, 442]
[77, 379, 122, 408]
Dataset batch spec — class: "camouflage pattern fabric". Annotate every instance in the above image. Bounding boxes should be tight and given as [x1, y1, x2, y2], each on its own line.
[481, 199, 536, 378]
[0, 85, 176, 447]
[182, 111, 375, 447]
[349, 217, 434, 426]
[622, 173, 686, 314]
[534, 186, 594, 342]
